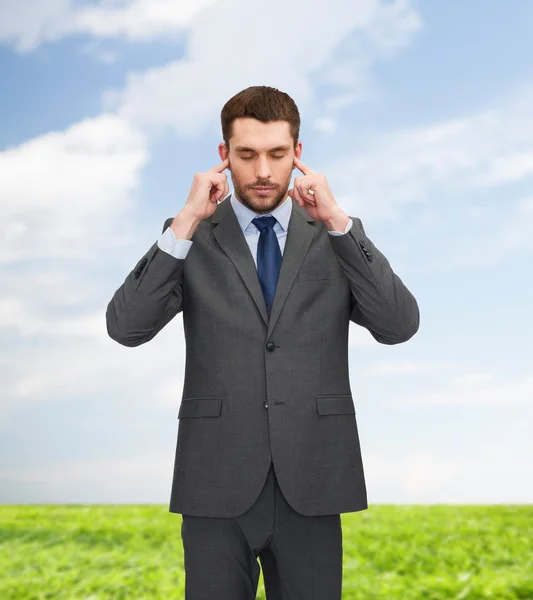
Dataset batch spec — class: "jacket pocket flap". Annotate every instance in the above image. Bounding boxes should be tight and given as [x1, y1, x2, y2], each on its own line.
[178, 397, 223, 418]
[316, 394, 355, 415]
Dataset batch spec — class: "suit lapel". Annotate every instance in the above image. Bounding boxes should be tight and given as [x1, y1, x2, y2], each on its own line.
[211, 194, 316, 336]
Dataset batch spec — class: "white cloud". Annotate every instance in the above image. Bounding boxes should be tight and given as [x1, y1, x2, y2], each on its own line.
[391, 372, 533, 407]
[0, 453, 170, 484]
[0, 0, 70, 52]
[0, 113, 148, 264]
[314, 117, 338, 136]
[104, 0, 421, 134]
[70, 0, 218, 41]
[0, 453, 176, 503]
[320, 0, 422, 109]
[477, 151, 533, 186]
[0, 114, 152, 424]
[0, 0, 218, 51]
[499, 195, 533, 251]
[321, 85, 533, 224]
[410, 191, 533, 273]
[0, 311, 187, 426]
[366, 447, 533, 503]
[365, 360, 460, 376]
[0, 0, 422, 60]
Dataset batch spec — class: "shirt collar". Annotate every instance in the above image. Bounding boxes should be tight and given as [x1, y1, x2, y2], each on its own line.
[230, 189, 292, 234]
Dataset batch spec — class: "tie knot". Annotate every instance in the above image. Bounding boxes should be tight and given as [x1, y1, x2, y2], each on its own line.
[252, 216, 277, 232]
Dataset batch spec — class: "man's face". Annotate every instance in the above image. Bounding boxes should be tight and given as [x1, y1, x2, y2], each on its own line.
[218, 118, 302, 215]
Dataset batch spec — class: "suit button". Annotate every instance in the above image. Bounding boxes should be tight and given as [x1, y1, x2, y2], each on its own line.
[264, 402, 268, 408]
[266, 342, 275, 352]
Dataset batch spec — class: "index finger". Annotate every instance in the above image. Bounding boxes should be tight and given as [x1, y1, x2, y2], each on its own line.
[208, 158, 230, 173]
[293, 155, 315, 175]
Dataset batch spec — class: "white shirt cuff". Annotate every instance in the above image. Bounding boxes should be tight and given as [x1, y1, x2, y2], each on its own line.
[157, 226, 193, 259]
[327, 217, 353, 236]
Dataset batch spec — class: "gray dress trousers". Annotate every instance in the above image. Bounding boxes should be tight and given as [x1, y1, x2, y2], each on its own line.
[180, 460, 343, 599]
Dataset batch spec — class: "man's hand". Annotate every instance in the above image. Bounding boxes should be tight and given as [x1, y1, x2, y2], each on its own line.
[288, 156, 350, 231]
[181, 158, 230, 222]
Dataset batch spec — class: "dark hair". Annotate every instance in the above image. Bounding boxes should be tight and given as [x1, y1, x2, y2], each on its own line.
[220, 86, 300, 151]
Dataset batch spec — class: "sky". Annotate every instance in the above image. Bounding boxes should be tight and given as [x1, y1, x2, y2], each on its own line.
[1, 0, 532, 507]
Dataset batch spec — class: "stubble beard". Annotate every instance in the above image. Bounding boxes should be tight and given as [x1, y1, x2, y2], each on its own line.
[233, 183, 290, 215]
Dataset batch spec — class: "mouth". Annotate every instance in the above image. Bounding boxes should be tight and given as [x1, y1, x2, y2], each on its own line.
[252, 187, 275, 195]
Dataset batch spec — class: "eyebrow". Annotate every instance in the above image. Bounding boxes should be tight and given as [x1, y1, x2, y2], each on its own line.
[234, 145, 291, 152]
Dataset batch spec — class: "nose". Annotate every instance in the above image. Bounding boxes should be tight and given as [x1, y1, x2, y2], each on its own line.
[254, 157, 273, 180]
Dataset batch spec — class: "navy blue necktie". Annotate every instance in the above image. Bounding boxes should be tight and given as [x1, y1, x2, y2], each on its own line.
[252, 216, 282, 315]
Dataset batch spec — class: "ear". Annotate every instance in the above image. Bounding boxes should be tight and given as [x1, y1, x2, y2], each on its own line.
[218, 142, 230, 169]
[292, 140, 303, 169]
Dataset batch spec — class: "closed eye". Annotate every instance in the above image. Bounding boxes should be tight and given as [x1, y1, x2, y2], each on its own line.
[241, 156, 285, 160]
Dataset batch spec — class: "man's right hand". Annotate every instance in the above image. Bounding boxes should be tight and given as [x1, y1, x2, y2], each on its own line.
[181, 158, 230, 222]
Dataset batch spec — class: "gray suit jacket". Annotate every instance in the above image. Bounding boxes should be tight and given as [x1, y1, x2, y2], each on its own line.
[106, 195, 419, 517]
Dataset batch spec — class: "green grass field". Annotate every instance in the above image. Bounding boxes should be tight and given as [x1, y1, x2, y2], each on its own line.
[1, 505, 532, 599]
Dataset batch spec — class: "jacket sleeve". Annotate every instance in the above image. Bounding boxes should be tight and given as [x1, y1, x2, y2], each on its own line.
[106, 217, 186, 347]
[328, 216, 420, 344]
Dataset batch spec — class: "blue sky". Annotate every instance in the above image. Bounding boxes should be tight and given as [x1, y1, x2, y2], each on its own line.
[1, 0, 532, 506]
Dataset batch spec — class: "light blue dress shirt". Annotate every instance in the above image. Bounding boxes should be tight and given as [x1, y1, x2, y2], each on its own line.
[157, 191, 353, 262]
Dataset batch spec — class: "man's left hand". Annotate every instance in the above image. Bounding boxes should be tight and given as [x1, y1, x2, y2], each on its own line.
[288, 156, 349, 229]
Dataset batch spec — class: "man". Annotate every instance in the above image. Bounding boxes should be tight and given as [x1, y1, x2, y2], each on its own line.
[106, 86, 419, 599]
